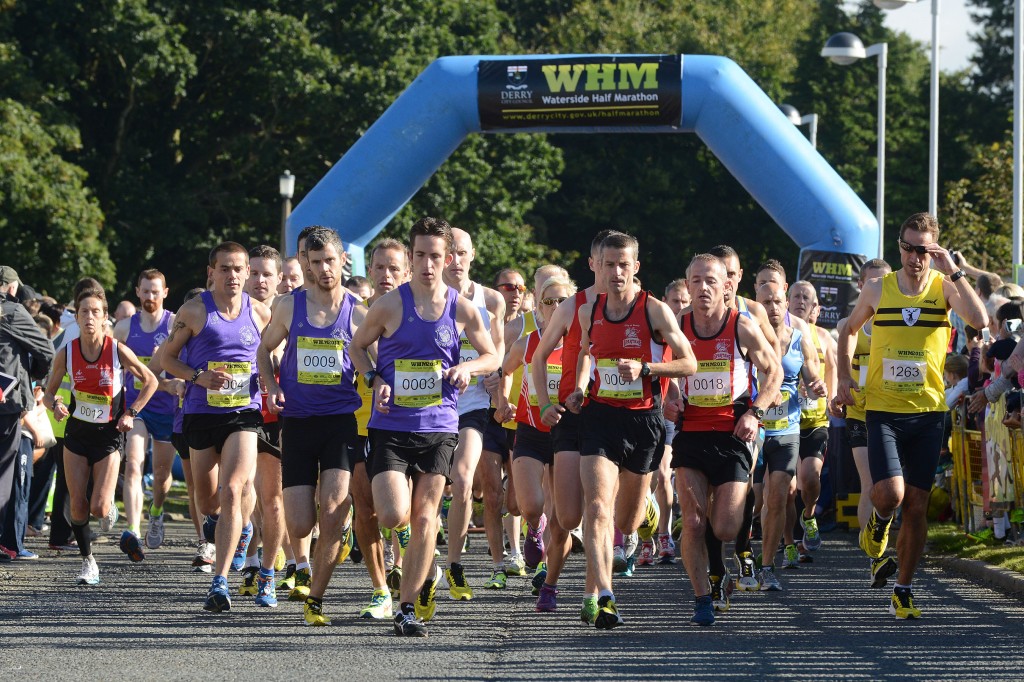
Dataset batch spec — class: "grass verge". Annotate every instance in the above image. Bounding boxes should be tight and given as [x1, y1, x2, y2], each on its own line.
[928, 522, 1024, 574]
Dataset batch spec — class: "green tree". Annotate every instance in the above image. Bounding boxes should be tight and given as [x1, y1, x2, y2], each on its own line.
[943, 134, 1012, 274]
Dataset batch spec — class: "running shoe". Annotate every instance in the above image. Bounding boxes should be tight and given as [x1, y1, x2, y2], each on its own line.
[360, 588, 393, 620]
[611, 545, 627, 573]
[691, 595, 715, 626]
[798, 542, 814, 563]
[202, 514, 218, 544]
[783, 544, 800, 569]
[871, 556, 898, 589]
[504, 552, 527, 577]
[274, 548, 286, 571]
[624, 531, 639, 560]
[710, 572, 730, 613]
[734, 551, 759, 591]
[77, 555, 100, 585]
[889, 587, 921, 619]
[145, 513, 165, 550]
[859, 511, 891, 559]
[536, 584, 558, 612]
[444, 563, 473, 600]
[193, 540, 215, 573]
[304, 597, 331, 626]
[383, 535, 396, 572]
[387, 566, 403, 601]
[657, 533, 676, 564]
[580, 596, 598, 625]
[485, 568, 507, 589]
[394, 609, 428, 637]
[759, 566, 782, 591]
[441, 496, 452, 525]
[119, 530, 145, 563]
[289, 567, 312, 601]
[239, 566, 259, 596]
[277, 563, 296, 590]
[800, 514, 822, 551]
[637, 539, 656, 566]
[618, 552, 636, 578]
[750, 516, 762, 541]
[471, 497, 485, 527]
[255, 571, 278, 607]
[523, 515, 546, 570]
[671, 516, 684, 543]
[204, 577, 231, 612]
[98, 501, 118, 532]
[49, 541, 78, 552]
[232, 523, 253, 572]
[416, 565, 441, 622]
[394, 524, 410, 557]
[638, 495, 660, 542]
[531, 562, 548, 596]
[594, 595, 624, 629]
[337, 526, 353, 564]
[569, 527, 584, 553]
[15, 550, 39, 560]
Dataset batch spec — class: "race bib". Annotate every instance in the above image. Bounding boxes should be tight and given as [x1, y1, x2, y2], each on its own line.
[528, 363, 563, 406]
[882, 350, 926, 394]
[763, 390, 791, 431]
[394, 359, 443, 408]
[296, 336, 345, 385]
[207, 361, 252, 408]
[134, 356, 152, 390]
[596, 359, 642, 400]
[688, 360, 731, 407]
[73, 390, 112, 423]
[858, 362, 868, 388]
[459, 336, 480, 386]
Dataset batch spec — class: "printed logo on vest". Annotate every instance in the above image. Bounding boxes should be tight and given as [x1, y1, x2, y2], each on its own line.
[623, 325, 642, 349]
[435, 326, 455, 348]
[239, 326, 257, 346]
[902, 308, 921, 326]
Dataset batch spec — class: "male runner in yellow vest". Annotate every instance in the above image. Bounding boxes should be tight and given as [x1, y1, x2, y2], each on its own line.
[837, 213, 987, 619]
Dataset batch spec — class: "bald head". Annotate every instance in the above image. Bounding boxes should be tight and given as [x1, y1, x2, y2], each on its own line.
[757, 280, 787, 326]
[445, 227, 476, 286]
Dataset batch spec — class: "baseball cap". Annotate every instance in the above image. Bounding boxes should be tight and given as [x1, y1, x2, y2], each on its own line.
[0, 266, 18, 285]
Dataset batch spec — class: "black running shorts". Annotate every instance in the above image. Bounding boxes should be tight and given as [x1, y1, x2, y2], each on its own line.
[580, 401, 664, 475]
[280, 414, 358, 488]
[672, 429, 753, 487]
[369, 429, 458, 483]
[182, 409, 263, 454]
[512, 422, 554, 466]
[866, 410, 944, 491]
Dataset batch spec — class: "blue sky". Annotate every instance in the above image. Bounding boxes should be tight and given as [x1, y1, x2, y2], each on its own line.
[880, 1, 981, 73]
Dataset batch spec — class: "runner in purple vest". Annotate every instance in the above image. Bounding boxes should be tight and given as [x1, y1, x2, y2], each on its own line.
[260, 227, 368, 625]
[351, 217, 498, 637]
[113, 268, 176, 559]
[161, 242, 272, 613]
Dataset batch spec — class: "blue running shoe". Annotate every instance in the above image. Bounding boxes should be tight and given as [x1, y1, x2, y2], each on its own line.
[204, 577, 231, 612]
[255, 569, 278, 607]
[691, 595, 715, 626]
[202, 514, 219, 544]
[119, 530, 145, 563]
[232, 523, 253, 572]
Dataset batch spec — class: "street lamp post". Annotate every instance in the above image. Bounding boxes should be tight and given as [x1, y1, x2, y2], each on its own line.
[279, 170, 295, 256]
[822, 32, 888, 260]
[873, 0, 940, 218]
[780, 104, 819, 149]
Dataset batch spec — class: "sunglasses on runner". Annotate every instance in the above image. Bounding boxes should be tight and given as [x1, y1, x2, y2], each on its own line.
[541, 296, 568, 306]
[497, 283, 526, 293]
[898, 239, 929, 255]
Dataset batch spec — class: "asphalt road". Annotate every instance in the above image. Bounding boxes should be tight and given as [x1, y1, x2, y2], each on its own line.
[2, 521, 1024, 681]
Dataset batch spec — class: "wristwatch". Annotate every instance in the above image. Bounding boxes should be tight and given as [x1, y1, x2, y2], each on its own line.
[950, 269, 966, 282]
[127, 407, 139, 418]
[640, 362, 651, 378]
[363, 369, 378, 389]
[749, 405, 765, 420]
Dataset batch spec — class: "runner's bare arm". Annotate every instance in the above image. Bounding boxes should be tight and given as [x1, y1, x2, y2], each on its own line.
[117, 341, 159, 417]
[567, 301, 594, 413]
[531, 297, 573, 410]
[113, 317, 130, 344]
[836, 278, 881, 404]
[647, 298, 697, 378]
[159, 298, 205, 382]
[451, 297, 498, 388]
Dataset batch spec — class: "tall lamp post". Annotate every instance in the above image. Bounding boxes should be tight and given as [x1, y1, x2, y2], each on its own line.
[279, 170, 295, 256]
[822, 32, 888, 260]
[780, 104, 819, 149]
[873, 0, 939, 218]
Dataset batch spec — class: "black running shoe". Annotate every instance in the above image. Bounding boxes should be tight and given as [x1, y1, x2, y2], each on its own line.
[871, 556, 898, 589]
[394, 610, 428, 637]
[594, 595, 624, 629]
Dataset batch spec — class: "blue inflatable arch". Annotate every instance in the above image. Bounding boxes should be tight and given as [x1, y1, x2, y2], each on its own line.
[287, 54, 878, 275]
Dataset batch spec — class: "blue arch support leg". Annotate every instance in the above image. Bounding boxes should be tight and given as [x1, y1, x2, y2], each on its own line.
[288, 54, 877, 319]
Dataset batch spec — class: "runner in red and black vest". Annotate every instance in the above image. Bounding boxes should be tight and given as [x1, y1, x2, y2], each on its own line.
[564, 231, 696, 630]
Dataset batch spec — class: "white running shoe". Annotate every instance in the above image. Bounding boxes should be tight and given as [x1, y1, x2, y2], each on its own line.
[192, 540, 215, 573]
[98, 500, 118, 532]
[77, 555, 100, 585]
[145, 513, 165, 550]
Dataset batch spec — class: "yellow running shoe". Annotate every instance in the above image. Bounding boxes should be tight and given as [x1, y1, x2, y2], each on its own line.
[274, 549, 286, 572]
[304, 597, 331, 626]
[416, 565, 441, 622]
[393, 524, 410, 558]
[859, 511, 892, 559]
[289, 567, 312, 601]
[359, 588, 393, 620]
[638, 494, 660, 542]
[889, 589, 921, 619]
[336, 526, 353, 565]
[444, 563, 474, 600]
[238, 567, 258, 596]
